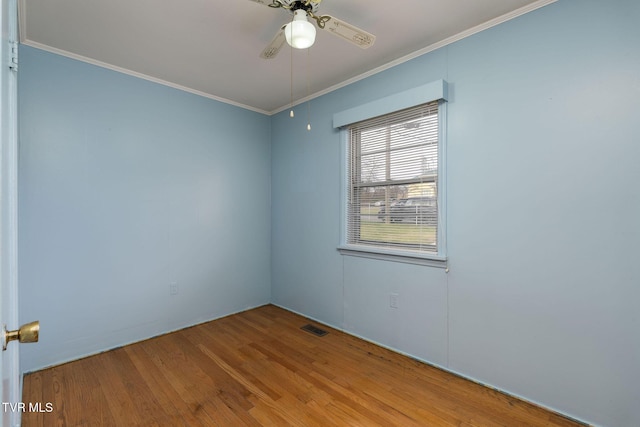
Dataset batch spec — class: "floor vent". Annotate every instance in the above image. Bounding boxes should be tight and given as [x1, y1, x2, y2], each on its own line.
[301, 324, 328, 337]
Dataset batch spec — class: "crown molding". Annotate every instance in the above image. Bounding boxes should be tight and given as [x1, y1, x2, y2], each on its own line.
[18, 39, 271, 116]
[268, 0, 558, 115]
[19, 0, 557, 116]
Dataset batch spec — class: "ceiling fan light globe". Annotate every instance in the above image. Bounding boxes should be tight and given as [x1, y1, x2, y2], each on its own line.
[284, 11, 316, 49]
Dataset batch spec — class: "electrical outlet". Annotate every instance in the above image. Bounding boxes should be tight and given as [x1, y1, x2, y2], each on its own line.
[169, 282, 179, 296]
[390, 293, 399, 309]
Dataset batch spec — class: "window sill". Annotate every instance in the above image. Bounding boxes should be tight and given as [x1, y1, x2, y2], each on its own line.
[337, 245, 448, 268]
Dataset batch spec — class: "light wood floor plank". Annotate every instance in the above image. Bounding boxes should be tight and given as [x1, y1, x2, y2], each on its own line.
[22, 304, 585, 426]
[124, 344, 209, 427]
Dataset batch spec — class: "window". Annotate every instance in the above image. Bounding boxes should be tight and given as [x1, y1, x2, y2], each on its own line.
[346, 101, 441, 255]
[334, 80, 447, 266]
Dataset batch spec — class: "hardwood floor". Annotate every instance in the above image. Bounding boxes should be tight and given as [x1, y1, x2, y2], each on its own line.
[22, 305, 584, 426]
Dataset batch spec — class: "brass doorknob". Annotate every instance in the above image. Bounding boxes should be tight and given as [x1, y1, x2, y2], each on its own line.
[2, 321, 39, 351]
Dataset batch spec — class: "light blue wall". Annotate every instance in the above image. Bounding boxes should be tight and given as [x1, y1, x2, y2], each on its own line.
[271, 1, 640, 426]
[18, 47, 272, 372]
[17, 0, 640, 426]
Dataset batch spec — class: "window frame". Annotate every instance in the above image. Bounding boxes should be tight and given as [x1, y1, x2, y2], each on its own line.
[334, 81, 448, 267]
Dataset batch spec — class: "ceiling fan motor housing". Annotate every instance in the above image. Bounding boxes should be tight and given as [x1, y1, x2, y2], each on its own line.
[289, 1, 316, 13]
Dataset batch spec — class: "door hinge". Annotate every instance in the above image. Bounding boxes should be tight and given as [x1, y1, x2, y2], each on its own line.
[9, 41, 18, 72]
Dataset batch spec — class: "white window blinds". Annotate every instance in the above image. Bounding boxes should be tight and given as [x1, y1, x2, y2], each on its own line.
[347, 101, 439, 254]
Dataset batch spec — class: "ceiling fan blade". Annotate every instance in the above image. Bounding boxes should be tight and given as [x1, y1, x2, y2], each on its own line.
[322, 15, 375, 49]
[260, 25, 287, 59]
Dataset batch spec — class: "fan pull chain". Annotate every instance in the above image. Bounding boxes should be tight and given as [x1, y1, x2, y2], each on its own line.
[306, 48, 311, 131]
[289, 21, 295, 118]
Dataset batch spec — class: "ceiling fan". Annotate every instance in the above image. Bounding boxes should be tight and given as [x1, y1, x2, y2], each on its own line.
[250, 0, 376, 59]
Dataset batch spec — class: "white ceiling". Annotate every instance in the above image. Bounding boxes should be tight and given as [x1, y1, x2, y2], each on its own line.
[19, 0, 554, 114]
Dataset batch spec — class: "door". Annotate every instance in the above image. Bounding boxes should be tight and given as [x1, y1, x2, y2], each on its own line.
[1, 0, 20, 426]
